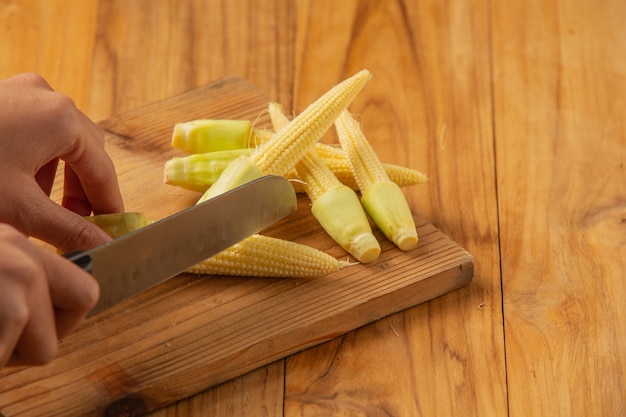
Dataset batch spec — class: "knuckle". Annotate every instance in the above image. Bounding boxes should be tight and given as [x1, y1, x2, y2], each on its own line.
[0, 226, 40, 279]
[55, 218, 106, 252]
[47, 92, 78, 124]
[76, 276, 100, 312]
[12, 72, 49, 88]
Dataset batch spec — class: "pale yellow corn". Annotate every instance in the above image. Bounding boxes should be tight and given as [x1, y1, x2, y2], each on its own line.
[84, 213, 150, 238]
[335, 110, 418, 251]
[198, 69, 372, 202]
[250, 69, 372, 176]
[88, 212, 348, 278]
[269, 102, 380, 263]
[186, 234, 350, 277]
[164, 149, 254, 192]
[172, 119, 253, 153]
[314, 142, 345, 159]
[324, 158, 428, 190]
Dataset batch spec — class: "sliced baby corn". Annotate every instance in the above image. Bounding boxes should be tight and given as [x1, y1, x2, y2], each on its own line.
[186, 234, 350, 277]
[164, 149, 254, 192]
[269, 102, 380, 263]
[172, 119, 254, 153]
[198, 69, 372, 202]
[335, 110, 418, 251]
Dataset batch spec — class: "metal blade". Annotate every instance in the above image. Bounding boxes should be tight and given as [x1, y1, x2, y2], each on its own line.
[70, 175, 296, 317]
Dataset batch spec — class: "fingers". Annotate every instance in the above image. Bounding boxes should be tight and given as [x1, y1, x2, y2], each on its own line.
[0, 225, 99, 368]
[59, 110, 125, 215]
[35, 158, 60, 196]
[0, 225, 56, 367]
[62, 164, 92, 215]
[32, 194, 114, 252]
[40, 245, 99, 339]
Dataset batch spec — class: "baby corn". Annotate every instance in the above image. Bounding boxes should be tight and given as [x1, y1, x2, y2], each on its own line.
[164, 149, 254, 192]
[335, 110, 418, 251]
[187, 234, 350, 277]
[198, 70, 372, 202]
[269, 102, 380, 263]
[323, 158, 427, 191]
[172, 119, 253, 153]
[87, 213, 348, 278]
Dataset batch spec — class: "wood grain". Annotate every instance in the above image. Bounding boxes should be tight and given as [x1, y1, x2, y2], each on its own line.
[492, 0, 626, 415]
[148, 363, 285, 417]
[0, 0, 99, 110]
[1, 0, 624, 416]
[86, 0, 295, 121]
[285, 1, 507, 416]
[0, 78, 472, 416]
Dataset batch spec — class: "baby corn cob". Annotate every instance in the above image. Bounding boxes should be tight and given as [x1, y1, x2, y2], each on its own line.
[335, 110, 418, 251]
[164, 147, 425, 193]
[186, 234, 350, 277]
[314, 142, 345, 159]
[323, 158, 428, 191]
[269, 102, 380, 263]
[87, 212, 348, 278]
[164, 149, 254, 192]
[198, 70, 372, 202]
[172, 119, 254, 153]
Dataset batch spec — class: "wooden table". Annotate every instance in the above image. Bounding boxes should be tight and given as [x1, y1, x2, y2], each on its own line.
[0, 1, 624, 416]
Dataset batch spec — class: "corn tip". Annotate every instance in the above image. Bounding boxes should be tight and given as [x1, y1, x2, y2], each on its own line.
[351, 233, 381, 263]
[394, 230, 419, 251]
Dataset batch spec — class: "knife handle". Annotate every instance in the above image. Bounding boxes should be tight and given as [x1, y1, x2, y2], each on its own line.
[63, 251, 94, 273]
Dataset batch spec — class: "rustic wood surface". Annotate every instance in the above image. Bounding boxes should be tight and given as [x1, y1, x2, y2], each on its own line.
[0, 0, 624, 416]
[0, 78, 473, 416]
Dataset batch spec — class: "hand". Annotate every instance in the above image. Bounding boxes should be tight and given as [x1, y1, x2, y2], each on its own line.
[0, 73, 124, 252]
[0, 224, 99, 368]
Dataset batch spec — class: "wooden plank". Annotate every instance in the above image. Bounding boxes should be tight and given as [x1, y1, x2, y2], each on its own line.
[285, 1, 508, 416]
[492, 0, 626, 415]
[0, 77, 472, 416]
[146, 363, 285, 417]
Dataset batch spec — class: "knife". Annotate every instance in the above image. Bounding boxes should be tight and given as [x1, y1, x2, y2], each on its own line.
[65, 175, 297, 317]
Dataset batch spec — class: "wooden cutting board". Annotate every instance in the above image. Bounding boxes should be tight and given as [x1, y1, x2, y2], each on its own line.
[0, 77, 473, 417]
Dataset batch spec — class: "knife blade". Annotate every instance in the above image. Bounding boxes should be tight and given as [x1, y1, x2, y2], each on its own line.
[65, 175, 296, 317]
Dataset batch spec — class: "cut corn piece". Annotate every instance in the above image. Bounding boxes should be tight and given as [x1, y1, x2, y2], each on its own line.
[84, 212, 150, 238]
[197, 69, 372, 203]
[164, 149, 254, 192]
[269, 102, 380, 263]
[187, 234, 351, 277]
[196, 154, 266, 203]
[335, 110, 418, 251]
[172, 119, 254, 153]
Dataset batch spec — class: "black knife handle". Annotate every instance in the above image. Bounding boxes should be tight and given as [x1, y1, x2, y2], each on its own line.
[63, 251, 94, 273]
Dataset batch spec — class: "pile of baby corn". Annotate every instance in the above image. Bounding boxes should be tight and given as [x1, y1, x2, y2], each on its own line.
[159, 69, 427, 278]
[95, 70, 427, 278]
